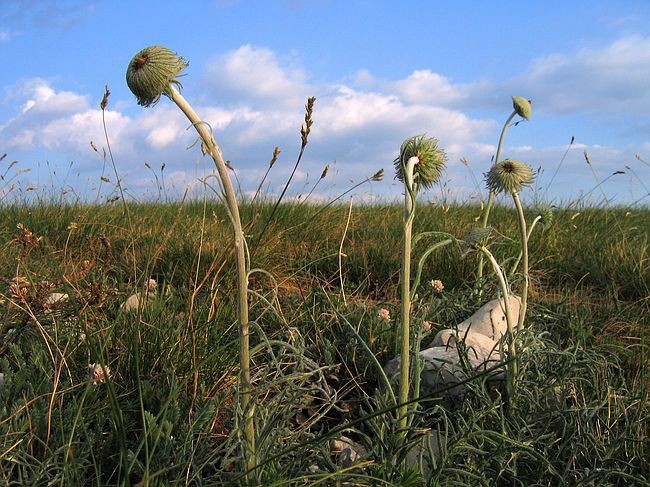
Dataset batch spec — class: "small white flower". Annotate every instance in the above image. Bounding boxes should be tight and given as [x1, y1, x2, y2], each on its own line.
[378, 308, 391, 321]
[430, 279, 444, 293]
[88, 363, 110, 385]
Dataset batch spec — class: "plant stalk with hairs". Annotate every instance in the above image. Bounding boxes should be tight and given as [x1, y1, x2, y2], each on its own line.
[393, 134, 446, 432]
[125, 45, 257, 478]
[477, 96, 532, 292]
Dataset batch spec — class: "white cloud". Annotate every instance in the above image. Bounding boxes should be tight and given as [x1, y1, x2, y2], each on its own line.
[468, 35, 650, 117]
[203, 45, 308, 108]
[133, 105, 187, 150]
[1, 78, 133, 155]
[2, 37, 649, 204]
[9, 78, 89, 115]
[390, 70, 467, 106]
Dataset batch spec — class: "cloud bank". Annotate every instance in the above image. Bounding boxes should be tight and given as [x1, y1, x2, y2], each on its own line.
[1, 37, 649, 204]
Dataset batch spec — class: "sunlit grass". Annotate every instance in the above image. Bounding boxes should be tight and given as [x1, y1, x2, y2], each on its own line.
[0, 198, 646, 484]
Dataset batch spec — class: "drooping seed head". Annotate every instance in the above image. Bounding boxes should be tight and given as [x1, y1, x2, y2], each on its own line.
[394, 134, 447, 190]
[126, 46, 188, 107]
[536, 206, 554, 229]
[485, 159, 535, 194]
[464, 226, 494, 248]
[512, 96, 532, 120]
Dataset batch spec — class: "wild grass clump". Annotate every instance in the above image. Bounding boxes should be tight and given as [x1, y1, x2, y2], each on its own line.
[0, 199, 647, 485]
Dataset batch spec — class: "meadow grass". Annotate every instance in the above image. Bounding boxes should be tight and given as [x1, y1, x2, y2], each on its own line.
[0, 199, 647, 485]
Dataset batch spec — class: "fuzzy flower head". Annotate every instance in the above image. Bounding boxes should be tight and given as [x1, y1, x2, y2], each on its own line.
[430, 279, 444, 293]
[422, 321, 432, 332]
[485, 159, 535, 195]
[394, 135, 447, 190]
[378, 308, 391, 321]
[512, 96, 532, 120]
[126, 46, 188, 107]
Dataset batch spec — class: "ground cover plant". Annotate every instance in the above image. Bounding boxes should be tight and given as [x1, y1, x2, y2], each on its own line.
[0, 46, 647, 485]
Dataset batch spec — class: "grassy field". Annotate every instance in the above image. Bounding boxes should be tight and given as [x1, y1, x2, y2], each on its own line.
[0, 199, 647, 485]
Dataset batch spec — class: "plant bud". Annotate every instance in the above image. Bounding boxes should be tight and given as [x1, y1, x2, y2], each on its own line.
[512, 96, 532, 120]
[126, 46, 188, 107]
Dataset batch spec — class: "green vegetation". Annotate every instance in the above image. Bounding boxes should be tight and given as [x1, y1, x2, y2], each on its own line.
[0, 199, 646, 485]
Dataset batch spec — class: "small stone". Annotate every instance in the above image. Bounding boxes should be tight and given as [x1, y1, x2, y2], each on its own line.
[120, 280, 157, 312]
[43, 293, 70, 313]
[330, 435, 366, 467]
[121, 293, 143, 312]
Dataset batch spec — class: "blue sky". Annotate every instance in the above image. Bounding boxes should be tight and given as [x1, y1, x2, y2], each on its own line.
[1, 0, 649, 206]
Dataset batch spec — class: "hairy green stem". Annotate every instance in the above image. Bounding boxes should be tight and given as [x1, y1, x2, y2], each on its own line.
[477, 245, 518, 398]
[509, 215, 540, 277]
[512, 192, 529, 332]
[398, 157, 418, 432]
[411, 238, 455, 300]
[167, 86, 255, 475]
[477, 109, 517, 289]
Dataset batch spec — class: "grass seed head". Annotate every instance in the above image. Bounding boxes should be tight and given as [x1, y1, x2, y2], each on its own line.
[485, 158, 535, 194]
[126, 46, 188, 107]
[394, 134, 447, 190]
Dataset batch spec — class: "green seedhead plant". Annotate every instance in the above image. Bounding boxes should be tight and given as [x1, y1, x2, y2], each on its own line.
[393, 134, 447, 432]
[125, 45, 257, 477]
[486, 158, 536, 333]
[477, 96, 532, 291]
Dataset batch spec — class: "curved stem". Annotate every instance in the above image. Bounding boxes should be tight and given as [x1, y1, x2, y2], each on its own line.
[512, 192, 529, 332]
[398, 157, 418, 432]
[167, 86, 255, 475]
[477, 245, 518, 398]
[509, 215, 540, 277]
[410, 238, 455, 300]
[477, 109, 518, 290]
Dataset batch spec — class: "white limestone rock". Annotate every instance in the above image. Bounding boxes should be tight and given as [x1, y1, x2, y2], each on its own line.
[432, 329, 501, 360]
[121, 293, 144, 312]
[450, 295, 521, 341]
[384, 345, 503, 398]
[383, 296, 519, 397]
